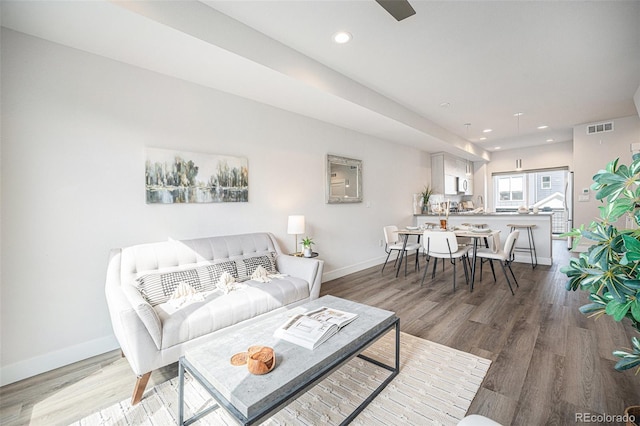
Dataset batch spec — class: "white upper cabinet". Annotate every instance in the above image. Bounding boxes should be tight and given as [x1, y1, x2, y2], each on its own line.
[431, 153, 473, 195]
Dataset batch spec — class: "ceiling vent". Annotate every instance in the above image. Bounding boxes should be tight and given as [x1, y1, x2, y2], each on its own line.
[587, 122, 614, 134]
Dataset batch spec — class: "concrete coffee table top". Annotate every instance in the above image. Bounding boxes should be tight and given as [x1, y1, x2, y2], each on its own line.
[183, 295, 397, 421]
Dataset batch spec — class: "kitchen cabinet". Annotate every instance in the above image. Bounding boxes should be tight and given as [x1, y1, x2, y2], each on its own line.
[431, 153, 473, 195]
[444, 174, 457, 194]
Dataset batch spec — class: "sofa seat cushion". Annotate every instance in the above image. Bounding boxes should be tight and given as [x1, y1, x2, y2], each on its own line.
[155, 276, 309, 349]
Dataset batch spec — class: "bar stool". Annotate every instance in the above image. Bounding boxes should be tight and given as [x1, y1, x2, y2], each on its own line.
[507, 223, 537, 268]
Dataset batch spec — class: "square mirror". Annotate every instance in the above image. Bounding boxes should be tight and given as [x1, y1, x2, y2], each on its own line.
[326, 154, 362, 203]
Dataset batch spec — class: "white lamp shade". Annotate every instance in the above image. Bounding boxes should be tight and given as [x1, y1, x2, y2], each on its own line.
[287, 215, 305, 235]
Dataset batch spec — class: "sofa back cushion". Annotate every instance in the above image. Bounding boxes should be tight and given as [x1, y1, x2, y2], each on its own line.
[122, 233, 282, 305]
[120, 232, 281, 285]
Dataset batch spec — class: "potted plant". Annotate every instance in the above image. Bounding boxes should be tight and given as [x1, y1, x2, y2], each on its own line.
[561, 156, 640, 410]
[300, 236, 315, 258]
[421, 185, 433, 213]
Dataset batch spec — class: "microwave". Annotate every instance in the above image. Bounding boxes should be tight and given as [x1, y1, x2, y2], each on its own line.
[458, 178, 469, 193]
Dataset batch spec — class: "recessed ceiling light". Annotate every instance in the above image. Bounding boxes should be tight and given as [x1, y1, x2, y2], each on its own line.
[537, 125, 549, 129]
[546, 138, 554, 142]
[483, 129, 492, 133]
[494, 146, 501, 150]
[332, 31, 352, 44]
[440, 102, 451, 108]
[513, 112, 524, 117]
[479, 137, 487, 141]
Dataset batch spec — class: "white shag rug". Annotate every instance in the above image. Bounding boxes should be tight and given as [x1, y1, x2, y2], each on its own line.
[72, 332, 491, 426]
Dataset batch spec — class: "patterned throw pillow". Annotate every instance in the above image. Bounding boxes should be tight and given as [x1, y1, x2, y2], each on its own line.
[205, 261, 239, 286]
[236, 252, 278, 282]
[136, 269, 201, 306]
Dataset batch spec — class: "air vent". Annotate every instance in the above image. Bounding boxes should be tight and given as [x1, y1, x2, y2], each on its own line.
[587, 122, 614, 134]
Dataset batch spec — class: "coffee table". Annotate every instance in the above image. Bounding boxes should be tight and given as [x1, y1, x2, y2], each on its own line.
[178, 295, 399, 425]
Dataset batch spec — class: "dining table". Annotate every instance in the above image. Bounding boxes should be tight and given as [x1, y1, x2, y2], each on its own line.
[395, 227, 501, 292]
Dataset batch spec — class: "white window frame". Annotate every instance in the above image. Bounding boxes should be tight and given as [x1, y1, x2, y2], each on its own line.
[541, 175, 551, 189]
[494, 174, 525, 206]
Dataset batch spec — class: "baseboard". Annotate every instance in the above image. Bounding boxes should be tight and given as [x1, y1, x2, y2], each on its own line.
[0, 334, 120, 387]
[322, 255, 387, 282]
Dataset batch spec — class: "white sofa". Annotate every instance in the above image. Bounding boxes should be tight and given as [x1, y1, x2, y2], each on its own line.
[105, 232, 324, 404]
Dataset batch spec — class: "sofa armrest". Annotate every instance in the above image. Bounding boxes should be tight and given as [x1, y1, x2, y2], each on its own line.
[276, 255, 324, 299]
[105, 249, 162, 352]
[121, 285, 163, 350]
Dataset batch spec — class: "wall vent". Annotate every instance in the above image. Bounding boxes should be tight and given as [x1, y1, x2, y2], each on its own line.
[587, 122, 614, 134]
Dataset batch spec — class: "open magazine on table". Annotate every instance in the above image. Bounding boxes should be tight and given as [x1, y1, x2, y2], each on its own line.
[273, 306, 358, 350]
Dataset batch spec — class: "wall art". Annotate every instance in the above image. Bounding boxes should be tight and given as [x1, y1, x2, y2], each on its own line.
[145, 148, 248, 204]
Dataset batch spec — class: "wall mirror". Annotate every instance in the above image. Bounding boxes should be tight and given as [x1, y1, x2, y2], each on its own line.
[326, 154, 362, 203]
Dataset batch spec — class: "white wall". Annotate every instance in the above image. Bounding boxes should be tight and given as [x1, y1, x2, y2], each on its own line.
[572, 115, 640, 231]
[0, 29, 431, 384]
[477, 141, 574, 211]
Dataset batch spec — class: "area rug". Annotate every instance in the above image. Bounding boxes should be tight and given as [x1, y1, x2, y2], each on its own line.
[72, 332, 491, 426]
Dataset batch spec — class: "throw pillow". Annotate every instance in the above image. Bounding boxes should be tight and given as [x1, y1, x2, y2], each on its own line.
[205, 261, 239, 288]
[236, 252, 278, 282]
[136, 268, 202, 306]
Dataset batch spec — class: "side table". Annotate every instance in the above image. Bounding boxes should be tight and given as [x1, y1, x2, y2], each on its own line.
[289, 252, 319, 258]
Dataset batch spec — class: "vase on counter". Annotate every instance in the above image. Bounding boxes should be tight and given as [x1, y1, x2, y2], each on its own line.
[413, 194, 422, 215]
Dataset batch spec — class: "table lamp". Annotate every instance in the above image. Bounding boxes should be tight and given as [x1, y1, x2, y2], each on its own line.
[287, 215, 305, 256]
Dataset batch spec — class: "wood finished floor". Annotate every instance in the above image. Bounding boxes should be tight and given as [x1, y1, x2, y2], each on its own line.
[1, 240, 638, 425]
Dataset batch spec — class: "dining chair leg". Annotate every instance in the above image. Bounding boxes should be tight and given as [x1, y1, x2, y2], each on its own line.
[393, 250, 400, 267]
[461, 256, 470, 286]
[500, 261, 515, 295]
[420, 257, 430, 287]
[404, 250, 412, 276]
[382, 250, 393, 274]
[415, 249, 420, 272]
[487, 259, 497, 282]
[507, 262, 519, 287]
[431, 257, 438, 279]
[452, 259, 457, 292]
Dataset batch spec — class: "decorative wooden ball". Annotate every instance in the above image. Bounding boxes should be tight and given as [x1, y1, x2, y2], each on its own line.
[247, 346, 276, 375]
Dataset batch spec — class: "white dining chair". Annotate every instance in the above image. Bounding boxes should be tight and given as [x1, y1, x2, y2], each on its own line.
[421, 230, 471, 291]
[474, 230, 519, 295]
[382, 225, 421, 275]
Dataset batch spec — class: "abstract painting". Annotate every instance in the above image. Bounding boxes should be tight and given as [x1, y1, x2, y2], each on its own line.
[145, 148, 248, 204]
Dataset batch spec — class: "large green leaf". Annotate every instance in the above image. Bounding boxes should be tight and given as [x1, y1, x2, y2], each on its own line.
[622, 234, 640, 261]
[623, 279, 640, 290]
[632, 300, 640, 322]
[605, 300, 632, 321]
[614, 355, 640, 372]
[609, 198, 635, 221]
[579, 303, 606, 316]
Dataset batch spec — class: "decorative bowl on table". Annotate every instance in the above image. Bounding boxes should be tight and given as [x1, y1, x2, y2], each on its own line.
[230, 345, 276, 375]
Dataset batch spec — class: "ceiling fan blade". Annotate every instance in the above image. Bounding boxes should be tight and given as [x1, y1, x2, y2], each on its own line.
[375, 0, 416, 21]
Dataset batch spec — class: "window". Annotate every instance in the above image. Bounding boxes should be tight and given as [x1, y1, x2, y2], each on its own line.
[541, 176, 551, 189]
[498, 176, 524, 202]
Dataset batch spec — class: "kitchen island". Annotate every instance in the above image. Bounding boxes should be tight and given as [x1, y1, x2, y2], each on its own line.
[414, 212, 553, 265]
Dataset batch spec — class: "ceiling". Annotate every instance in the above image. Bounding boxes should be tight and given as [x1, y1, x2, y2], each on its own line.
[2, 1, 639, 161]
